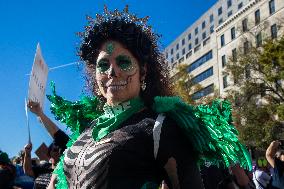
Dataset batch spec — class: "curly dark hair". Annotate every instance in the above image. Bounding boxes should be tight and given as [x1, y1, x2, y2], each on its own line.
[79, 18, 172, 107]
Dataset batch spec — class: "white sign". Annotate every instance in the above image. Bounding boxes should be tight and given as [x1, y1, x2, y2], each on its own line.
[28, 43, 48, 109]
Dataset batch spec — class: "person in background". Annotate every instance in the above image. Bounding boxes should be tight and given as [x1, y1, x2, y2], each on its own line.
[252, 157, 271, 189]
[13, 153, 34, 189]
[23, 142, 61, 189]
[27, 101, 69, 152]
[0, 150, 16, 189]
[266, 140, 284, 189]
[27, 101, 70, 189]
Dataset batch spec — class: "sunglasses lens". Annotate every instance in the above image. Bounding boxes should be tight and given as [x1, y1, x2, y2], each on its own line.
[263, 159, 267, 167]
[257, 158, 268, 167]
[257, 159, 263, 167]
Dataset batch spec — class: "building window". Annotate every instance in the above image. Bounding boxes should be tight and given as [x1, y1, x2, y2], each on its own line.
[220, 34, 225, 47]
[232, 48, 237, 62]
[187, 50, 213, 73]
[182, 48, 185, 55]
[203, 37, 210, 46]
[238, 2, 243, 9]
[166, 52, 168, 59]
[271, 24, 277, 39]
[182, 38, 185, 46]
[255, 9, 260, 25]
[192, 84, 214, 100]
[171, 58, 174, 63]
[176, 53, 179, 60]
[202, 21, 206, 29]
[202, 32, 206, 40]
[195, 38, 199, 45]
[218, 7, 222, 16]
[231, 27, 236, 40]
[223, 75, 228, 88]
[188, 33, 192, 40]
[195, 27, 199, 35]
[228, 10, 233, 17]
[186, 51, 192, 59]
[256, 32, 262, 47]
[179, 57, 184, 63]
[227, 0, 232, 8]
[269, 0, 275, 15]
[210, 14, 214, 23]
[188, 43, 192, 50]
[192, 67, 213, 83]
[194, 45, 201, 52]
[176, 43, 179, 50]
[242, 18, 248, 32]
[219, 18, 223, 25]
[244, 41, 249, 54]
[171, 48, 173, 55]
[222, 55, 226, 67]
[245, 65, 251, 79]
[210, 25, 214, 33]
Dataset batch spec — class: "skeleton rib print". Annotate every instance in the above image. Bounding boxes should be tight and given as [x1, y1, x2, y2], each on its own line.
[63, 115, 159, 189]
[64, 128, 112, 189]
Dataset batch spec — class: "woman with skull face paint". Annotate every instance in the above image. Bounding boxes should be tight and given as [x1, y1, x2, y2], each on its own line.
[48, 6, 252, 189]
[95, 41, 143, 107]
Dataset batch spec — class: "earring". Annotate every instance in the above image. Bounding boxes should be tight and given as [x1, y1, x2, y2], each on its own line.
[141, 80, 146, 91]
[95, 82, 102, 96]
[96, 88, 102, 96]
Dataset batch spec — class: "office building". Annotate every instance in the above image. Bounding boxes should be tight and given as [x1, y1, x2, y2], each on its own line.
[165, 0, 284, 99]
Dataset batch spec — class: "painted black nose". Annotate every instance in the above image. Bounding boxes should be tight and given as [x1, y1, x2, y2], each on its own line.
[110, 67, 116, 77]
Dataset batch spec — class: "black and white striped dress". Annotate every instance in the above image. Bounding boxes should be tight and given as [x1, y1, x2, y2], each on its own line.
[63, 109, 202, 189]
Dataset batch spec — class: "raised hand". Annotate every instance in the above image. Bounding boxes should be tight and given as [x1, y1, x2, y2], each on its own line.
[24, 143, 32, 155]
[27, 100, 43, 116]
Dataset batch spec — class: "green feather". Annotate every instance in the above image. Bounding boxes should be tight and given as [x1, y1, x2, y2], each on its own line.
[48, 90, 252, 188]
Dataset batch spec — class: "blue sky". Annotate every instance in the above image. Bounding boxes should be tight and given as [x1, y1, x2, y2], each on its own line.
[0, 0, 216, 158]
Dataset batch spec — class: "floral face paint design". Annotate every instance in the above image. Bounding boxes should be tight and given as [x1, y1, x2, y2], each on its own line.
[106, 42, 114, 55]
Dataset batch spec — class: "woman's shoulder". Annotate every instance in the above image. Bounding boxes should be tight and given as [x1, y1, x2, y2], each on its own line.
[127, 108, 158, 124]
[156, 114, 192, 149]
[160, 115, 183, 135]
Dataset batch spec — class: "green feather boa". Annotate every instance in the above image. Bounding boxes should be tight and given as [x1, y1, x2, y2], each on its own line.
[47, 84, 252, 189]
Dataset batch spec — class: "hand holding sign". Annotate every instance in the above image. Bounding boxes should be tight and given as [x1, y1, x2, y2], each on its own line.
[27, 100, 43, 117]
[28, 43, 48, 109]
[26, 43, 48, 142]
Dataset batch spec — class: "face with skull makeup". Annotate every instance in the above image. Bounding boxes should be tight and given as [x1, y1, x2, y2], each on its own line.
[95, 41, 145, 106]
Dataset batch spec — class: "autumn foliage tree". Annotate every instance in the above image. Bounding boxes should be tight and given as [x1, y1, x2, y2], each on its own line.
[225, 36, 284, 150]
[171, 64, 202, 105]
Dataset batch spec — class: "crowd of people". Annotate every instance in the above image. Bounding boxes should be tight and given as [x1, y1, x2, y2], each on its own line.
[0, 99, 70, 189]
[1, 140, 283, 188]
[1, 5, 284, 189]
[0, 141, 61, 189]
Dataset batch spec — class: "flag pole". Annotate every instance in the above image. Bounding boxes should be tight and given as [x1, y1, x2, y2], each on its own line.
[25, 98, 31, 143]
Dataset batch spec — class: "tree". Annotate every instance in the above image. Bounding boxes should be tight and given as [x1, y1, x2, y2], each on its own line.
[172, 64, 219, 105]
[225, 36, 284, 150]
[172, 64, 202, 105]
